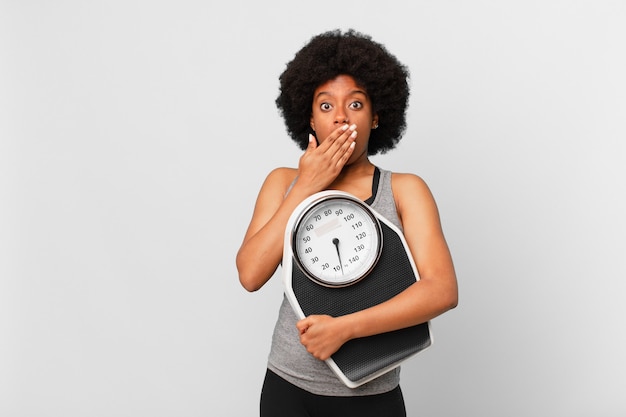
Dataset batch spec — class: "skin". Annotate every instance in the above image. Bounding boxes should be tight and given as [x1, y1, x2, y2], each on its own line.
[236, 74, 458, 361]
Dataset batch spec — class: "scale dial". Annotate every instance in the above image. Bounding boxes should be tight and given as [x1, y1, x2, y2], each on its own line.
[292, 194, 382, 287]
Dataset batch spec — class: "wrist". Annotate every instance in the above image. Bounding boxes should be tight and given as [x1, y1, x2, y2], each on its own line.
[337, 314, 358, 343]
[290, 177, 322, 196]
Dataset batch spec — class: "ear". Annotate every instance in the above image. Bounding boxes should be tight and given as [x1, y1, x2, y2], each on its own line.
[371, 114, 379, 129]
[310, 115, 315, 132]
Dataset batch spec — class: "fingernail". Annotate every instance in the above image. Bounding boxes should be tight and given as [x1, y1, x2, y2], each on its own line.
[350, 131, 357, 138]
[349, 124, 357, 131]
[341, 124, 349, 131]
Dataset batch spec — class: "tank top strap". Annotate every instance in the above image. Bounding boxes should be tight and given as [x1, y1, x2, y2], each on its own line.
[364, 167, 380, 205]
[370, 168, 402, 231]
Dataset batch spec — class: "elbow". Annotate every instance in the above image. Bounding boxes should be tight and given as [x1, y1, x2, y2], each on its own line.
[447, 293, 459, 311]
[238, 272, 262, 293]
[236, 252, 265, 293]
[241, 283, 261, 293]
[235, 250, 259, 292]
[430, 278, 458, 314]
[444, 285, 459, 311]
[441, 270, 459, 312]
[236, 262, 261, 293]
[235, 244, 280, 292]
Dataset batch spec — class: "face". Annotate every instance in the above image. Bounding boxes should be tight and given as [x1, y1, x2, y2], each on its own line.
[310, 75, 378, 162]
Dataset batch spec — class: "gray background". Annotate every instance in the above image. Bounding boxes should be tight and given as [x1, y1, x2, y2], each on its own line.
[1, 1, 625, 416]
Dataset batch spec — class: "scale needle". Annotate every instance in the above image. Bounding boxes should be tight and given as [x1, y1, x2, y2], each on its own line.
[332, 238, 344, 275]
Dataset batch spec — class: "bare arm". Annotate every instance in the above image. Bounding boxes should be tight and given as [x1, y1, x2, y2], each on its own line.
[297, 173, 458, 359]
[236, 126, 357, 292]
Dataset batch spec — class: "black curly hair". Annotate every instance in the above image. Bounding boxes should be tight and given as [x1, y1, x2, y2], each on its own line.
[275, 29, 410, 155]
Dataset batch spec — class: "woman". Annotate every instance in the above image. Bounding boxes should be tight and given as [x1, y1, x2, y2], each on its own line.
[236, 29, 458, 417]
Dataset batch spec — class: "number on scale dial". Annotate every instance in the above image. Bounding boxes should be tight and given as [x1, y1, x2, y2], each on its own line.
[293, 195, 382, 287]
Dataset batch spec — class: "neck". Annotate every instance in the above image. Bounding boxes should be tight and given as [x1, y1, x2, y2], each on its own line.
[339, 158, 374, 178]
[327, 158, 375, 195]
[326, 159, 375, 200]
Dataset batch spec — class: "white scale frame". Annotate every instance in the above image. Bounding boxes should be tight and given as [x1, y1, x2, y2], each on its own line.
[283, 190, 433, 388]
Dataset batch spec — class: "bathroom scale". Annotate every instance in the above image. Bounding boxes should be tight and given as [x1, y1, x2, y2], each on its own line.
[283, 190, 432, 388]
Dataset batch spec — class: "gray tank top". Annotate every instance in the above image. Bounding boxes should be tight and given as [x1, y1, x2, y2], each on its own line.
[267, 168, 403, 396]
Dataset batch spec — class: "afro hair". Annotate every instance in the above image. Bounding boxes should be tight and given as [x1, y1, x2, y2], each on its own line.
[275, 29, 410, 155]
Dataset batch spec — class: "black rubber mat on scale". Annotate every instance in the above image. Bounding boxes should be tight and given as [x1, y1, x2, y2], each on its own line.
[292, 221, 431, 383]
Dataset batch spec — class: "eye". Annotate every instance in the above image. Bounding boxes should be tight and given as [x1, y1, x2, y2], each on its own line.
[320, 102, 332, 111]
[349, 101, 363, 110]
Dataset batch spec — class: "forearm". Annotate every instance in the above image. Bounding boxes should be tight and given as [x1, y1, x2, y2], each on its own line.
[340, 276, 458, 340]
[296, 273, 457, 361]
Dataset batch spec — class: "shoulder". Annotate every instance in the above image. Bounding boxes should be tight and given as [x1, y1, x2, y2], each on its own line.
[390, 172, 432, 198]
[255, 167, 299, 204]
[389, 172, 439, 224]
[262, 167, 298, 192]
[243, 167, 299, 235]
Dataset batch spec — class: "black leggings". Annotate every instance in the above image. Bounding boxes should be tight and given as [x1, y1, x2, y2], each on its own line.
[260, 369, 406, 417]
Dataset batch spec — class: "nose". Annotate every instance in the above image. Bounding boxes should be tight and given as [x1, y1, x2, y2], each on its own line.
[333, 110, 348, 125]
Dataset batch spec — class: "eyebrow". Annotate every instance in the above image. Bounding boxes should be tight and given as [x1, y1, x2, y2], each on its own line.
[315, 89, 368, 99]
